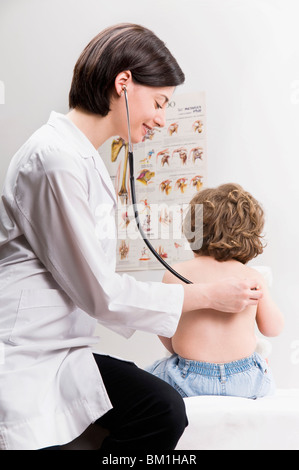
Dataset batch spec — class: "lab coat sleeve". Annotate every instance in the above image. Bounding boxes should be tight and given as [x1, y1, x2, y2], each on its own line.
[13, 149, 184, 338]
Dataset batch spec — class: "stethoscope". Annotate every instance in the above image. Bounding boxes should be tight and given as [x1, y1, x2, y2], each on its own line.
[123, 85, 192, 284]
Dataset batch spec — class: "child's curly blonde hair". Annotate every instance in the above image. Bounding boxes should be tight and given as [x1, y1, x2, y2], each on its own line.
[183, 183, 265, 264]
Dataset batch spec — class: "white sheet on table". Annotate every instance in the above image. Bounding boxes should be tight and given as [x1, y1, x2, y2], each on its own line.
[176, 390, 299, 450]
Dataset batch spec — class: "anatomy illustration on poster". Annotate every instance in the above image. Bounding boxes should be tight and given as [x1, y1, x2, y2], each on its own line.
[99, 92, 207, 272]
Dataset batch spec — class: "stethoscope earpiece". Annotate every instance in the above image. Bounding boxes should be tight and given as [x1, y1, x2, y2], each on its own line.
[121, 85, 127, 96]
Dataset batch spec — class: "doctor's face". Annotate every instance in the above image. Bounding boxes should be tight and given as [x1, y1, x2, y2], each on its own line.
[114, 84, 175, 144]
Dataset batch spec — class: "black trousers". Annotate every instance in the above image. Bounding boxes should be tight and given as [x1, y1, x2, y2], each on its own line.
[42, 354, 188, 450]
[93, 354, 188, 450]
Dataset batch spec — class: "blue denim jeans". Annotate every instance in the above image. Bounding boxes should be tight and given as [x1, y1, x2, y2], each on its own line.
[145, 353, 275, 399]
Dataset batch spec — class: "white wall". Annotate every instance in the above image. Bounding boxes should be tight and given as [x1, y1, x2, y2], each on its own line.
[1, 0, 299, 387]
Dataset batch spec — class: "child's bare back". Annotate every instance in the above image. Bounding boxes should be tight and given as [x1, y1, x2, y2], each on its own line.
[164, 256, 261, 363]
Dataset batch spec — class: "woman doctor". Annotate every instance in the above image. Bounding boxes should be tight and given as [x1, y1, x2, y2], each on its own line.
[0, 24, 263, 450]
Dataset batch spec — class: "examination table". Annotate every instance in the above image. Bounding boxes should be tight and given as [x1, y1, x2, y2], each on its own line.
[175, 389, 299, 450]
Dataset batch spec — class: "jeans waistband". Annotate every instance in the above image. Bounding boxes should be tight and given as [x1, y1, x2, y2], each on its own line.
[177, 353, 259, 377]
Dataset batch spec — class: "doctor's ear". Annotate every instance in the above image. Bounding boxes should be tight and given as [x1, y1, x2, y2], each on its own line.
[115, 71, 132, 97]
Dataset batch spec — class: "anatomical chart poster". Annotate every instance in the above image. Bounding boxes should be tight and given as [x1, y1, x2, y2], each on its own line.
[99, 92, 207, 272]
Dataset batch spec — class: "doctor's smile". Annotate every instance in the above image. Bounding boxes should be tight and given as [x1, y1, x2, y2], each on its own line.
[0, 21, 275, 451]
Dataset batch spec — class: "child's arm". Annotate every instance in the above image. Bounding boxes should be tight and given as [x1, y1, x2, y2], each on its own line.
[158, 335, 175, 354]
[255, 275, 284, 337]
[158, 269, 182, 353]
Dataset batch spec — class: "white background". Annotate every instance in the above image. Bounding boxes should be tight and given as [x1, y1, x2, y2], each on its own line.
[1, 0, 299, 388]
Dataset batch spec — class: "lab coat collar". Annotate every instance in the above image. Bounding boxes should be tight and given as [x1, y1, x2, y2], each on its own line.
[47, 111, 117, 204]
[47, 111, 101, 160]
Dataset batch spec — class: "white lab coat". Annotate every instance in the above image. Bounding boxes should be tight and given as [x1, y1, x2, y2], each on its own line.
[0, 112, 184, 450]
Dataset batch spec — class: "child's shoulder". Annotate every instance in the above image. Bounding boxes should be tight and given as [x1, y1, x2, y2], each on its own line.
[162, 259, 196, 284]
[162, 257, 267, 287]
[243, 265, 268, 286]
[162, 256, 215, 284]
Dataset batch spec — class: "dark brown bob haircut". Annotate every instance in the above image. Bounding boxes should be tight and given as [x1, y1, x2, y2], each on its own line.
[183, 183, 265, 264]
[69, 23, 185, 116]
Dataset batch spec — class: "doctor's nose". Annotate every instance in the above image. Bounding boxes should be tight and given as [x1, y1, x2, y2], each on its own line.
[154, 110, 166, 129]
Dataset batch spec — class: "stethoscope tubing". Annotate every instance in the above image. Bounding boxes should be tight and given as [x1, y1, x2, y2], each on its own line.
[123, 86, 192, 284]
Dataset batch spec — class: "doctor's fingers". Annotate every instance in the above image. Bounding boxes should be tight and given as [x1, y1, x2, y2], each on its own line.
[244, 279, 264, 302]
[228, 279, 263, 311]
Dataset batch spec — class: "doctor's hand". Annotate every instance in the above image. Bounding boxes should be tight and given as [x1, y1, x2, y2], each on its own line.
[206, 277, 263, 313]
[182, 277, 263, 314]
